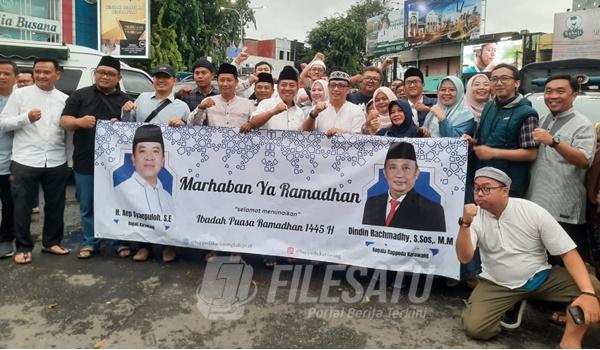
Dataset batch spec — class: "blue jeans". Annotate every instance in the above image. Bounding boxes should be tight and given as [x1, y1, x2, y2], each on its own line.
[74, 172, 130, 252]
[74, 172, 99, 250]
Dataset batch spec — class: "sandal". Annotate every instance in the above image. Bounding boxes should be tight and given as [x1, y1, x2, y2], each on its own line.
[41, 245, 70, 256]
[116, 246, 131, 258]
[14, 252, 32, 264]
[549, 311, 567, 326]
[77, 247, 95, 259]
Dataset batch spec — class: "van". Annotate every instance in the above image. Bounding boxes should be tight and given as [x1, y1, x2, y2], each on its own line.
[0, 40, 154, 97]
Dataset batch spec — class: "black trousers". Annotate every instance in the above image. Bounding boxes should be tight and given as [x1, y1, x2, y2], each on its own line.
[11, 161, 68, 252]
[0, 174, 14, 243]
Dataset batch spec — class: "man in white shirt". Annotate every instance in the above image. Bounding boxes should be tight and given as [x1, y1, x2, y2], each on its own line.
[241, 66, 305, 133]
[456, 167, 600, 347]
[303, 70, 365, 137]
[0, 58, 70, 264]
[189, 63, 255, 128]
[116, 124, 174, 229]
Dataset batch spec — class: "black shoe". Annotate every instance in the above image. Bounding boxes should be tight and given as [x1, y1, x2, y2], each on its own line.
[500, 300, 527, 329]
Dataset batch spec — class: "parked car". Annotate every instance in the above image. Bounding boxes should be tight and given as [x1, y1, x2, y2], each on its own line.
[521, 59, 600, 124]
[0, 41, 154, 98]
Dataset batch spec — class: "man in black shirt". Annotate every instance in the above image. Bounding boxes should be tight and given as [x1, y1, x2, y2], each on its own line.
[176, 58, 218, 111]
[60, 55, 133, 259]
[346, 66, 383, 112]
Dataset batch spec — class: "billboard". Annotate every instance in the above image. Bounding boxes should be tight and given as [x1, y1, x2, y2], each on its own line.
[405, 0, 482, 47]
[462, 40, 523, 74]
[366, 9, 406, 56]
[552, 8, 600, 60]
[98, 0, 149, 58]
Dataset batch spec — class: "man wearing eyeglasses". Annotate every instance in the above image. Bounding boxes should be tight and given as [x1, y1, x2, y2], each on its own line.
[467, 64, 539, 198]
[526, 74, 596, 264]
[60, 56, 135, 259]
[403, 67, 437, 127]
[457, 167, 600, 347]
[347, 66, 383, 111]
[303, 71, 365, 137]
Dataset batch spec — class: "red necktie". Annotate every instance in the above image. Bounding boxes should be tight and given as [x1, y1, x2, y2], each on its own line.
[386, 198, 400, 226]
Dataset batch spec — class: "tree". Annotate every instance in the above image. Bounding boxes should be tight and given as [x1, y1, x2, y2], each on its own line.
[304, 0, 389, 75]
[125, 0, 256, 72]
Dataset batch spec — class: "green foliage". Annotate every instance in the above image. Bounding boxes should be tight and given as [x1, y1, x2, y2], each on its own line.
[128, 0, 255, 73]
[304, 0, 389, 75]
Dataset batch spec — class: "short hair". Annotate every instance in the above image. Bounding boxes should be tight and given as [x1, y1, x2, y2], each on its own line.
[545, 74, 579, 93]
[363, 66, 383, 79]
[492, 63, 519, 80]
[0, 59, 18, 76]
[255, 61, 273, 71]
[18, 69, 33, 76]
[33, 57, 61, 71]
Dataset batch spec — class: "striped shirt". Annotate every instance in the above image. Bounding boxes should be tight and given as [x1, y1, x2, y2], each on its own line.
[526, 108, 597, 224]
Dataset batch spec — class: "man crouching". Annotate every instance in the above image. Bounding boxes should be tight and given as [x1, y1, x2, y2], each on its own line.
[456, 166, 600, 348]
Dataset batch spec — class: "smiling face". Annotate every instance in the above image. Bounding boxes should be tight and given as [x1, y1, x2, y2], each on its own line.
[33, 61, 61, 91]
[360, 70, 382, 95]
[438, 79, 457, 107]
[217, 73, 237, 99]
[328, 80, 350, 104]
[311, 81, 325, 102]
[471, 75, 491, 103]
[374, 91, 391, 115]
[404, 76, 423, 99]
[95, 65, 121, 91]
[544, 78, 577, 114]
[255, 82, 274, 102]
[478, 43, 496, 67]
[490, 67, 519, 101]
[384, 158, 419, 198]
[389, 104, 406, 126]
[152, 73, 176, 95]
[277, 79, 299, 104]
[132, 142, 164, 185]
[308, 65, 326, 81]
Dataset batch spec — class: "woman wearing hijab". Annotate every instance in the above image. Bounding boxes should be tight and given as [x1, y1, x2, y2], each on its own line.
[376, 99, 418, 138]
[303, 79, 329, 117]
[423, 76, 476, 138]
[363, 86, 396, 135]
[463, 73, 491, 122]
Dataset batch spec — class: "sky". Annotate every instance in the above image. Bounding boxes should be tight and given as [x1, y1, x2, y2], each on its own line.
[244, 0, 572, 42]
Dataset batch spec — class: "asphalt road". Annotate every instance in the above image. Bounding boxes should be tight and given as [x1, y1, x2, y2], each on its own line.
[0, 183, 599, 348]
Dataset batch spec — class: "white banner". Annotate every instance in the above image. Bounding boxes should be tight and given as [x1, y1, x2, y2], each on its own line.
[94, 122, 468, 279]
[0, 12, 60, 35]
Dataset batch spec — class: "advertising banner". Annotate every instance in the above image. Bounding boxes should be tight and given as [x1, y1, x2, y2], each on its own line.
[462, 40, 523, 74]
[94, 122, 468, 279]
[366, 9, 406, 56]
[405, 0, 482, 47]
[98, 0, 149, 58]
[552, 9, 600, 60]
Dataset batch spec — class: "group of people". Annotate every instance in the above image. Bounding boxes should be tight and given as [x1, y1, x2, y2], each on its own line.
[0, 51, 599, 347]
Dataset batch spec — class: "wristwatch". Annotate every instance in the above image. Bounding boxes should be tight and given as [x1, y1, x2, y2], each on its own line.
[550, 136, 560, 148]
[458, 217, 471, 228]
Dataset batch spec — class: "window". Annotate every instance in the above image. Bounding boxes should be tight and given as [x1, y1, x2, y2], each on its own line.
[287, 52, 290, 61]
[279, 50, 284, 60]
[54, 69, 83, 96]
[120, 70, 154, 98]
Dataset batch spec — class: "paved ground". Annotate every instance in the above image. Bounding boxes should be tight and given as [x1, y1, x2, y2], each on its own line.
[0, 183, 599, 348]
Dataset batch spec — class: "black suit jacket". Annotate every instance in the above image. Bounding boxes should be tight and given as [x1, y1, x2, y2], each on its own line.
[362, 189, 446, 232]
[417, 95, 438, 127]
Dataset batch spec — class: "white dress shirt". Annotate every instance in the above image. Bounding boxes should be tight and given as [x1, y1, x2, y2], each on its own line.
[188, 94, 256, 128]
[0, 85, 68, 168]
[408, 96, 422, 126]
[314, 101, 365, 134]
[251, 97, 305, 131]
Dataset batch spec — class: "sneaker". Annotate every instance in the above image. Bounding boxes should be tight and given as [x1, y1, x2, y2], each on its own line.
[0, 241, 15, 258]
[500, 300, 527, 329]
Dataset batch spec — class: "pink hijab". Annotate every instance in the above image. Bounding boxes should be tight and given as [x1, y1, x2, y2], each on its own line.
[371, 87, 396, 129]
[463, 73, 490, 120]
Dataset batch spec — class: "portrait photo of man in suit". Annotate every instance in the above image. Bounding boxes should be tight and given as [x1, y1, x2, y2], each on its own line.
[362, 142, 446, 232]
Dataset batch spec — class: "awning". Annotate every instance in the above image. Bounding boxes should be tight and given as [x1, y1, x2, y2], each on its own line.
[0, 42, 69, 60]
